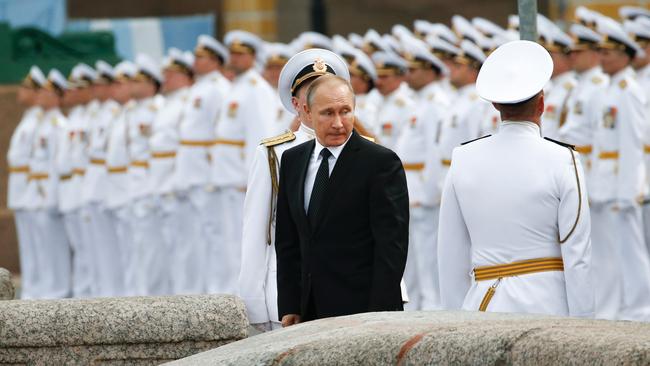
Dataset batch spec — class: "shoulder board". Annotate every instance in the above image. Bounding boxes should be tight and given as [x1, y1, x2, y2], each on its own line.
[395, 98, 405, 107]
[50, 117, 59, 126]
[591, 76, 603, 85]
[469, 93, 479, 101]
[461, 134, 491, 145]
[544, 137, 575, 150]
[149, 103, 158, 112]
[249, 77, 258, 86]
[563, 82, 574, 90]
[618, 79, 628, 89]
[361, 135, 375, 142]
[260, 130, 296, 147]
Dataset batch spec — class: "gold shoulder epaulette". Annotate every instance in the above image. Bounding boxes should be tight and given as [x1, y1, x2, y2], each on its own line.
[591, 76, 603, 85]
[563, 82, 574, 90]
[260, 130, 296, 147]
[361, 135, 375, 142]
[395, 98, 405, 107]
[249, 77, 258, 86]
[470, 93, 479, 101]
[50, 117, 58, 126]
[619, 79, 628, 89]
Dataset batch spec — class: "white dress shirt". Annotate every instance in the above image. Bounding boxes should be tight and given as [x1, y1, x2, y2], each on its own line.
[303, 133, 351, 212]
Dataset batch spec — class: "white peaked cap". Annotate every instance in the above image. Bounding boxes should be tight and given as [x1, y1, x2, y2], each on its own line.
[508, 15, 519, 30]
[70, 63, 98, 87]
[620, 6, 650, 20]
[278, 48, 350, 114]
[624, 19, 650, 42]
[135, 53, 163, 84]
[383, 34, 403, 53]
[472, 17, 506, 37]
[453, 15, 483, 44]
[457, 39, 486, 65]
[430, 23, 459, 45]
[372, 51, 408, 73]
[165, 47, 195, 70]
[477, 40, 553, 104]
[197, 34, 229, 64]
[570, 23, 603, 45]
[261, 42, 294, 65]
[225, 30, 263, 54]
[425, 35, 461, 57]
[392, 24, 414, 40]
[348, 33, 364, 48]
[95, 60, 114, 79]
[332, 35, 358, 59]
[364, 29, 390, 52]
[348, 48, 377, 81]
[27, 65, 46, 87]
[299, 31, 333, 50]
[47, 69, 68, 91]
[597, 15, 645, 58]
[402, 36, 449, 76]
[114, 60, 138, 80]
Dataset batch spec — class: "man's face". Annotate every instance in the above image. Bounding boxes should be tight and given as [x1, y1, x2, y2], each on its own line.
[229, 51, 255, 74]
[569, 50, 595, 72]
[406, 67, 435, 91]
[375, 73, 402, 96]
[37, 88, 60, 109]
[193, 53, 219, 76]
[62, 88, 79, 108]
[132, 79, 156, 99]
[550, 52, 572, 77]
[349, 74, 370, 95]
[17, 86, 36, 106]
[163, 69, 191, 94]
[632, 43, 650, 69]
[263, 64, 283, 88]
[110, 81, 132, 104]
[600, 48, 630, 75]
[291, 79, 314, 123]
[306, 82, 355, 147]
[449, 62, 468, 87]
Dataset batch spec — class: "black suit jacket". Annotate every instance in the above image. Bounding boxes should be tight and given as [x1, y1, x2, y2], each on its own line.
[275, 131, 409, 321]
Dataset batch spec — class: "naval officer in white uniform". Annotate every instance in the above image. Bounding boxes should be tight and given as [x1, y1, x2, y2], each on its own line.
[239, 49, 349, 331]
[438, 40, 594, 318]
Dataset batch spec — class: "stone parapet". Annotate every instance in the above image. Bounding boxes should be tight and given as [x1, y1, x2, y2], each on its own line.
[169, 310, 650, 365]
[0, 294, 248, 365]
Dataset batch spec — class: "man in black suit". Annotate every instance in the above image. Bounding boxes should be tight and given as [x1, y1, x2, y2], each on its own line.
[275, 74, 409, 327]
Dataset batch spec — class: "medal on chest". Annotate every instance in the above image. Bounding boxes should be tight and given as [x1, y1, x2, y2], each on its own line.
[545, 105, 557, 120]
[381, 122, 393, 136]
[228, 102, 239, 118]
[603, 106, 617, 129]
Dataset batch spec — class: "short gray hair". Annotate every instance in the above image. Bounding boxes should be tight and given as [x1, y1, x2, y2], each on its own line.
[305, 74, 355, 108]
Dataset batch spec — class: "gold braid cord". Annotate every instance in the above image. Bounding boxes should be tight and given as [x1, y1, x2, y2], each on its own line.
[267, 146, 280, 245]
[559, 147, 582, 244]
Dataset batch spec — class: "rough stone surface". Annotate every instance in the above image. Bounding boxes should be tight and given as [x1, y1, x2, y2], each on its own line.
[0, 294, 248, 365]
[168, 311, 650, 365]
[0, 267, 14, 300]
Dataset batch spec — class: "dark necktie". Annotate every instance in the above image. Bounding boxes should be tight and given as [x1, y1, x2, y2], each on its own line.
[307, 148, 332, 228]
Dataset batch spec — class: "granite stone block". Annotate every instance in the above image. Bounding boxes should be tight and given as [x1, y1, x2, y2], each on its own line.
[0, 268, 14, 300]
[168, 311, 650, 365]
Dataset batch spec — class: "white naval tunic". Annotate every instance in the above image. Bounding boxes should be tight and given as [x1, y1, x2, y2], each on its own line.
[7, 105, 42, 299]
[636, 64, 650, 253]
[541, 71, 577, 141]
[169, 70, 229, 295]
[394, 80, 449, 310]
[205, 68, 276, 295]
[559, 66, 608, 179]
[80, 99, 122, 298]
[371, 86, 416, 151]
[589, 67, 650, 321]
[438, 121, 594, 318]
[436, 83, 492, 190]
[239, 124, 315, 327]
[24, 108, 72, 299]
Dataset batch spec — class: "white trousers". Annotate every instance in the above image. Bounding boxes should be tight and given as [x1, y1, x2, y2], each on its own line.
[168, 188, 208, 294]
[415, 206, 441, 310]
[14, 210, 38, 299]
[203, 187, 244, 295]
[643, 203, 650, 254]
[128, 196, 169, 296]
[64, 209, 93, 298]
[87, 204, 125, 297]
[32, 209, 72, 298]
[403, 206, 423, 311]
[591, 203, 650, 321]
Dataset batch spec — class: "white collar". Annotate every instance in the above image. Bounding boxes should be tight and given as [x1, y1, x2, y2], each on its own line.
[314, 132, 352, 159]
[499, 120, 541, 137]
[298, 123, 315, 138]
